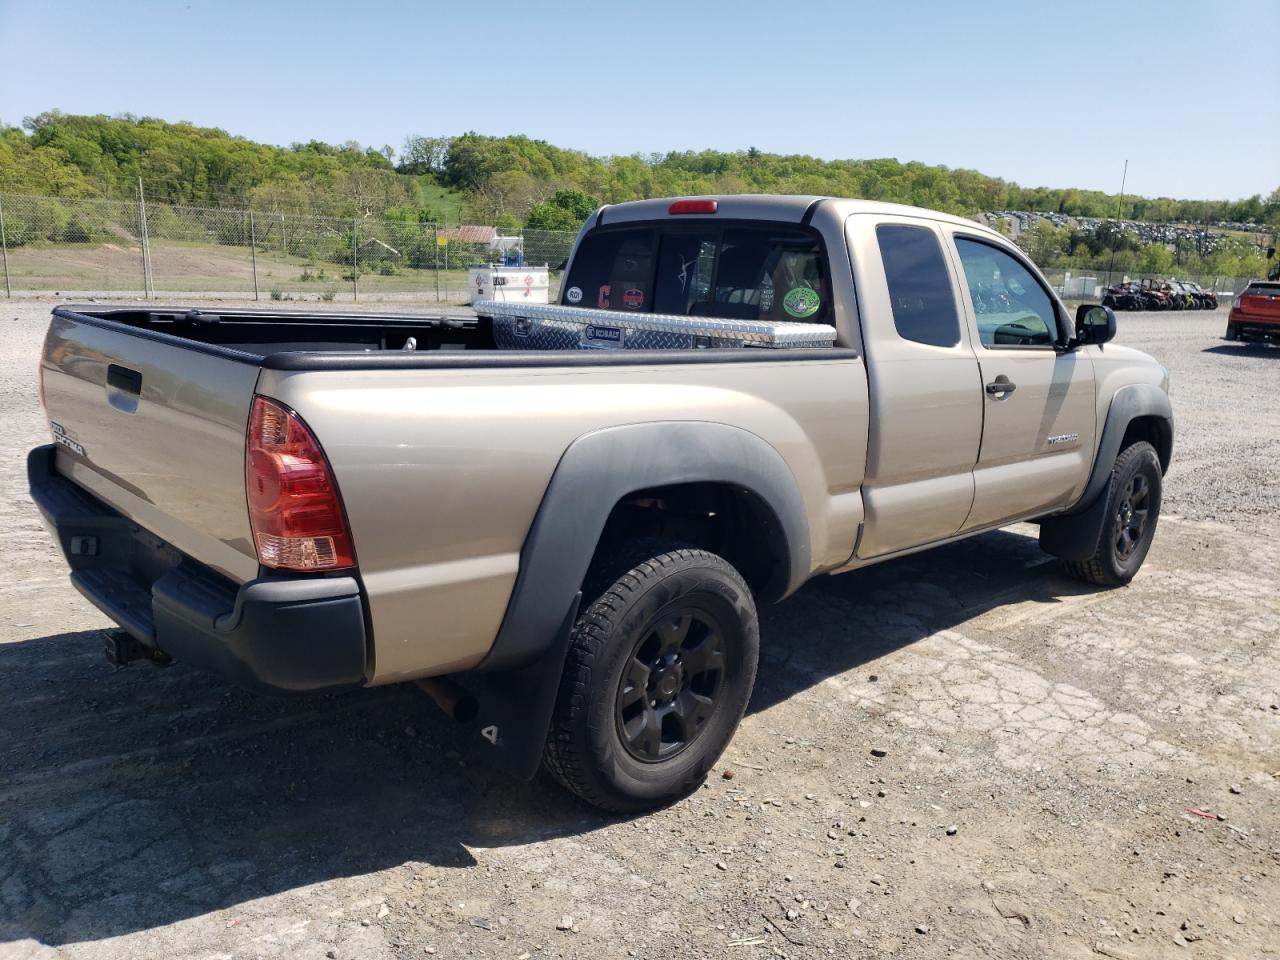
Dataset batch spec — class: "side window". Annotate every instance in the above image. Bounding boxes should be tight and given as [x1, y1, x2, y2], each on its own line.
[954, 238, 1058, 348]
[562, 228, 655, 311]
[875, 224, 961, 348]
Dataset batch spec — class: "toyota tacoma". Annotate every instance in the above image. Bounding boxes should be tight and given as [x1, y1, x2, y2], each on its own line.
[29, 195, 1173, 811]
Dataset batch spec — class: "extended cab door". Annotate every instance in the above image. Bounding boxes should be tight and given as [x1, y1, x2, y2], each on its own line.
[943, 232, 1096, 530]
[847, 215, 984, 558]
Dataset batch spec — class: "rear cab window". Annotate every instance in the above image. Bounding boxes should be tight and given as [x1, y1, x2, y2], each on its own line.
[562, 222, 832, 324]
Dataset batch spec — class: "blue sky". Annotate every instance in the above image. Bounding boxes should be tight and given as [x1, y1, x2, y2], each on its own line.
[2, 0, 1276, 201]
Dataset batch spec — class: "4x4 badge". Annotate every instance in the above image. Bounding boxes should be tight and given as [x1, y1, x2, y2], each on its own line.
[50, 421, 86, 457]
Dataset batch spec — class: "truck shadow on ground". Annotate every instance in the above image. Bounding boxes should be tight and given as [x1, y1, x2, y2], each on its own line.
[0, 527, 1100, 948]
[1202, 343, 1278, 358]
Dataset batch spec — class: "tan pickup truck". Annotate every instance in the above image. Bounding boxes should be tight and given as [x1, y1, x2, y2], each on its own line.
[30, 195, 1172, 811]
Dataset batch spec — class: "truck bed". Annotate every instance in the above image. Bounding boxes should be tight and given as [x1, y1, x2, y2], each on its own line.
[62, 304, 842, 365]
[39, 303, 865, 683]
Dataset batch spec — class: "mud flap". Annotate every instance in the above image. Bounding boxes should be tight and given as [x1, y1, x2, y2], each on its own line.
[1039, 489, 1109, 562]
[449, 592, 581, 780]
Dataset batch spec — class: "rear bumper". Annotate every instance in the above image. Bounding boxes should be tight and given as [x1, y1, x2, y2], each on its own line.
[1229, 309, 1280, 329]
[27, 444, 368, 692]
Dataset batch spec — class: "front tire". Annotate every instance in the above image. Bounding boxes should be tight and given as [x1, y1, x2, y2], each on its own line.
[543, 543, 759, 813]
[1063, 441, 1162, 587]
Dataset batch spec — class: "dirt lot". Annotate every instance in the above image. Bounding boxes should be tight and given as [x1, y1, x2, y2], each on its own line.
[1, 302, 1277, 960]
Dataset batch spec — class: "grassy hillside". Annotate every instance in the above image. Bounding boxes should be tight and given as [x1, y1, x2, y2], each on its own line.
[4, 112, 1277, 234]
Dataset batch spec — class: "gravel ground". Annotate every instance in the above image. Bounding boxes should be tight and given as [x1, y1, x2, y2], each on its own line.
[1, 301, 1277, 960]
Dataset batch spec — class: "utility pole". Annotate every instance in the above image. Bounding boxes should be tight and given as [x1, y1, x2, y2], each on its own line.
[0, 194, 11, 299]
[137, 177, 154, 297]
[433, 223, 440, 301]
[441, 212, 449, 301]
[1106, 159, 1128, 289]
[248, 210, 259, 301]
[351, 217, 359, 301]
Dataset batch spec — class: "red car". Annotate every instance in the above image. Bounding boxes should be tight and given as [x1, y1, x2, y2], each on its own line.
[1226, 281, 1280, 344]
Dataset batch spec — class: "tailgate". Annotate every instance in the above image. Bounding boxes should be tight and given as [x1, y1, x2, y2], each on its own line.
[40, 309, 262, 583]
[1239, 288, 1280, 321]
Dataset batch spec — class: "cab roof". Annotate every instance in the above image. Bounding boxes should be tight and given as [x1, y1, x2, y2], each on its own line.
[595, 194, 991, 234]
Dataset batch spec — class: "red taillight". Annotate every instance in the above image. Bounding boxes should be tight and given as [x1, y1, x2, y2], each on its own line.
[245, 396, 355, 572]
[669, 199, 718, 215]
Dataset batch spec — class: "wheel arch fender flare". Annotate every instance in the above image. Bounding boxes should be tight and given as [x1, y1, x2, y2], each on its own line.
[477, 420, 812, 673]
[1081, 383, 1173, 508]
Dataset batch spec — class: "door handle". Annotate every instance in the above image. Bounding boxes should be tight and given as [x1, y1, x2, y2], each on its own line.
[985, 376, 1016, 397]
[107, 364, 142, 396]
[105, 363, 142, 414]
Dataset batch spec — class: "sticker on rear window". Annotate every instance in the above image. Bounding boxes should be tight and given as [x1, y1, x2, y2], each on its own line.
[565, 285, 583, 304]
[782, 286, 821, 319]
[623, 288, 644, 310]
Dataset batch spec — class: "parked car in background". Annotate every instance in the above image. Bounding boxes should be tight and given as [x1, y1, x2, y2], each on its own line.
[1225, 280, 1280, 344]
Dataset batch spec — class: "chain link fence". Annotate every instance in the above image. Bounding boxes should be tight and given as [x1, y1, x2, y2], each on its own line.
[0, 190, 1261, 305]
[0, 192, 577, 303]
[1040, 266, 1256, 301]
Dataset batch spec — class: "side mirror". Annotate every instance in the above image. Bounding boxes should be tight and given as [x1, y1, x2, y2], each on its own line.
[1075, 304, 1117, 346]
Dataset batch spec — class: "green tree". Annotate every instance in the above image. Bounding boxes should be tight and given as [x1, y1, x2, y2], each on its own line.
[1137, 244, 1174, 274]
[398, 135, 449, 176]
[526, 189, 600, 230]
[1018, 222, 1069, 264]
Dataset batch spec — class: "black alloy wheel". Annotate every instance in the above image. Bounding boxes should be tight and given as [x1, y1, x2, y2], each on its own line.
[1114, 471, 1152, 561]
[615, 606, 726, 763]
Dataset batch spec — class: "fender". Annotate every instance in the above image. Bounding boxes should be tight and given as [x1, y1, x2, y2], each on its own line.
[478, 420, 812, 673]
[441, 421, 811, 780]
[1040, 383, 1173, 561]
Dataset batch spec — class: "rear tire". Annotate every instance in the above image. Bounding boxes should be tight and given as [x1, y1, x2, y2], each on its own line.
[543, 542, 759, 813]
[1062, 441, 1162, 587]
[1225, 323, 1240, 341]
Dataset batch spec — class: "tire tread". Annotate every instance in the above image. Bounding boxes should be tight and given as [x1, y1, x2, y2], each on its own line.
[543, 540, 753, 812]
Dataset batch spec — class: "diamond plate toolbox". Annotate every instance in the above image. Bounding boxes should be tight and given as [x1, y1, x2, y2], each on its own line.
[475, 301, 837, 351]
